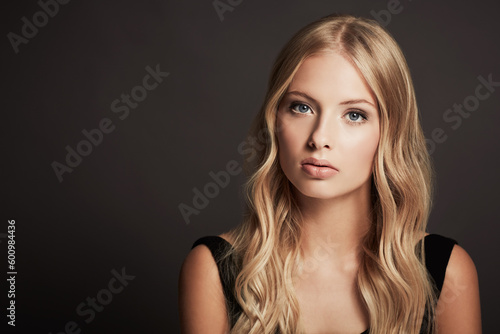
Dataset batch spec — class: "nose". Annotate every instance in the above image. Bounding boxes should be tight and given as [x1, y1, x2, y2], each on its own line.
[308, 114, 334, 150]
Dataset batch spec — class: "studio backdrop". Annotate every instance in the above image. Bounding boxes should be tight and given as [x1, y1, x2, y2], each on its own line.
[3, 0, 499, 333]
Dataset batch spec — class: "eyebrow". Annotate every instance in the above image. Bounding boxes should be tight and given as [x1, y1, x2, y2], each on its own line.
[284, 90, 376, 108]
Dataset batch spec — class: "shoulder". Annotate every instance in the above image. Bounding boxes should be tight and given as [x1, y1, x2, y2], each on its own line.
[178, 237, 230, 333]
[445, 243, 478, 284]
[435, 241, 482, 333]
[442, 243, 479, 303]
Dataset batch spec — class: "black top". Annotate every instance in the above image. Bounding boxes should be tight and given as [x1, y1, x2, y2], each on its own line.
[191, 233, 458, 333]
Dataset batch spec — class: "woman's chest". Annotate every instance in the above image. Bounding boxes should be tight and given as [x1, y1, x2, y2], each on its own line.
[293, 273, 369, 334]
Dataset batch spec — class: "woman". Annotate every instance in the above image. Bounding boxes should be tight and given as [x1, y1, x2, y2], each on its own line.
[179, 13, 481, 334]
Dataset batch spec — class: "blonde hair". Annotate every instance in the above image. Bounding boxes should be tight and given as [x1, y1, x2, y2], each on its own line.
[221, 13, 437, 334]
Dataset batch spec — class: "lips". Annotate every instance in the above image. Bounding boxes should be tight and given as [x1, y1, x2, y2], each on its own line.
[300, 157, 338, 179]
[300, 157, 337, 170]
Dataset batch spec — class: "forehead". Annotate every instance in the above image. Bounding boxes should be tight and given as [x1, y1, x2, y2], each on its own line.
[288, 52, 376, 105]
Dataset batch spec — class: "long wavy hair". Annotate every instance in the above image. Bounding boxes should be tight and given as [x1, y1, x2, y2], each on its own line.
[220, 13, 437, 334]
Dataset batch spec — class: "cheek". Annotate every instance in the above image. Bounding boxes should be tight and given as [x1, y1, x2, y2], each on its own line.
[277, 121, 303, 168]
[339, 129, 379, 172]
[277, 128, 295, 164]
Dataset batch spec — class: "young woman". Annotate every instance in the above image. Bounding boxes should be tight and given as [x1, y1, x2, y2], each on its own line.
[178, 13, 481, 334]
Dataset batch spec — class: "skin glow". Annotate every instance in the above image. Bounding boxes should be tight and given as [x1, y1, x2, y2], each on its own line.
[276, 51, 380, 203]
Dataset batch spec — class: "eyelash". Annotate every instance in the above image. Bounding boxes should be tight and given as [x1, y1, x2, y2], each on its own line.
[288, 102, 368, 125]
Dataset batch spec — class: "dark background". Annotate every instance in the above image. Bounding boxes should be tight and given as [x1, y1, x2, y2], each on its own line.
[2, 0, 499, 333]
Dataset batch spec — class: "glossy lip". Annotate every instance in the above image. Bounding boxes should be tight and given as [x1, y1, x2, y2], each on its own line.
[300, 157, 338, 171]
[301, 164, 339, 178]
[300, 157, 339, 179]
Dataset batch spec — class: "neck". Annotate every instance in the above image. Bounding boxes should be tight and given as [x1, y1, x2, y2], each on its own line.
[295, 181, 373, 273]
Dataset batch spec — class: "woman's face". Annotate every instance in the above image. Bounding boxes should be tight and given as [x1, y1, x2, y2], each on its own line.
[276, 51, 380, 201]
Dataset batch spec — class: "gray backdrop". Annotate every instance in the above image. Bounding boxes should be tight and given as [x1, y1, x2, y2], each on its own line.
[3, 0, 499, 333]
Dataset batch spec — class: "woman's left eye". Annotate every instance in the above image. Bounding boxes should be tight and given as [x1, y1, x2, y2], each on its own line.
[289, 103, 312, 114]
[345, 111, 367, 124]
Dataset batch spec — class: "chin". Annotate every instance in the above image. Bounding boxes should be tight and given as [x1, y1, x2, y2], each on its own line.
[290, 179, 340, 199]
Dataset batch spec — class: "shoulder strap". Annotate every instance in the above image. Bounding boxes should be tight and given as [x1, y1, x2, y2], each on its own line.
[192, 236, 230, 260]
[191, 236, 242, 328]
[424, 234, 458, 296]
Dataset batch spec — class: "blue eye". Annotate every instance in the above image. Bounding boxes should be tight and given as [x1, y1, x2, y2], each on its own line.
[287, 102, 368, 125]
[348, 112, 361, 121]
[289, 103, 311, 114]
[345, 111, 368, 125]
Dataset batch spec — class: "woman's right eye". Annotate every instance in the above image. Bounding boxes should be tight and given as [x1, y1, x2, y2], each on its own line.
[289, 102, 312, 114]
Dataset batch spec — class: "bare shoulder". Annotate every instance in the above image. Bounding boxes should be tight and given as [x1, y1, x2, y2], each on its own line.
[178, 242, 229, 333]
[436, 243, 482, 333]
[445, 244, 478, 281]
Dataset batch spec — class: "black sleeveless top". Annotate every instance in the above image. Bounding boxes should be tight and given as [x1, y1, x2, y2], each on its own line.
[191, 233, 458, 333]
